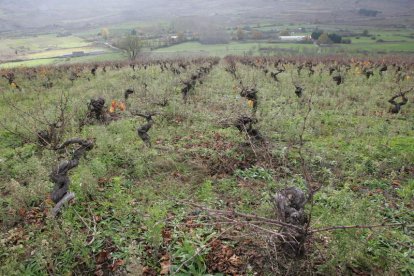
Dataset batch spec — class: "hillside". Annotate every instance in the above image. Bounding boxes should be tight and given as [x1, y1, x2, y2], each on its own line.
[0, 56, 413, 275]
[0, 0, 413, 33]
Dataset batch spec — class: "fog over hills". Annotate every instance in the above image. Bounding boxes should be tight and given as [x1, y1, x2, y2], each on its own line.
[0, 0, 413, 32]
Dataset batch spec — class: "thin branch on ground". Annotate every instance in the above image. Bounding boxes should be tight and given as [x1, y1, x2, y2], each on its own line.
[310, 223, 411, 233]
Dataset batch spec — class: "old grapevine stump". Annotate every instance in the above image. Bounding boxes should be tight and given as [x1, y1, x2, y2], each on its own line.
[50, 138, 94, 217]
[274, 187, 308, 257]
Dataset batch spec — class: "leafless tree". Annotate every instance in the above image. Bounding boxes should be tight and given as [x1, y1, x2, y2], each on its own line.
[118, 35, 143, 61]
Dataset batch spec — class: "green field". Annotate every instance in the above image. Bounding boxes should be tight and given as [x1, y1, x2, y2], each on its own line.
[0, 52, 124, 68]
[26, 47, 107, 59]
[0, 34, 90, 53]
[154, 41, 317, 56]
[0, 57, 413, 275]
[0, 34, 112, 67]
[0, 58, 60, 68]
[1, 23, 414, 69]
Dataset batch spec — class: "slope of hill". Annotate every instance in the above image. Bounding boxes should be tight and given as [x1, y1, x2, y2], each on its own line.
[0, 0, 413, 33]
[0, 56, 413, 275]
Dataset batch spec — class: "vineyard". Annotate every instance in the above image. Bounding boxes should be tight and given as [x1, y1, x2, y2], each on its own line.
[0, 56, 413, 275]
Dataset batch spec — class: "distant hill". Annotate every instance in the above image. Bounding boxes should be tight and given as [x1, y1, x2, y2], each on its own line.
[0, 0, 413, 33]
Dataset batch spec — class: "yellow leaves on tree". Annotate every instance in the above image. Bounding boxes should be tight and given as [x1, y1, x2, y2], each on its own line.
[317, 33, 332, 45]
[247, 100, 254, 108]
[109, 100, 126, 113]
[101, 28, 109, 40]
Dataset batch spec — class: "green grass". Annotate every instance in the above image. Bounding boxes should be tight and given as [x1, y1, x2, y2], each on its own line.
[0, 34, 90, 52]
[153, 30, 414, 57]
[154, 41, 317, 56]
[26, 47, 108, 59]
[0, 34, 94, 63]
[0, 58, 60, 68]
[342, 28, 414, 53]
[389, 137, 414, 153]
[0, 52, 124, 68]
[345, 41, 414, 53]
[65, 52, 125, 63]
[0, 54, 413, 275]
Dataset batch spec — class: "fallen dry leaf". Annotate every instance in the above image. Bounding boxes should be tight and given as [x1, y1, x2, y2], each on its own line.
[96, 250, 109, 264]
[160, 254, 171, 275]
[162, 228, 172, 244]
[110, 259, 125, 271]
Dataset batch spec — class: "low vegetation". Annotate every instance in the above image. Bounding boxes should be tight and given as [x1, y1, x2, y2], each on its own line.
[0, 55, 413, 275]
